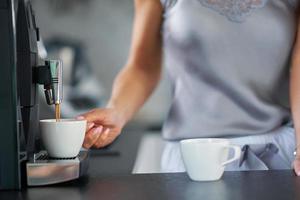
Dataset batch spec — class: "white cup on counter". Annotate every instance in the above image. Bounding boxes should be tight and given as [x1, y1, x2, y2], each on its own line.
[180, 138, 241, 181]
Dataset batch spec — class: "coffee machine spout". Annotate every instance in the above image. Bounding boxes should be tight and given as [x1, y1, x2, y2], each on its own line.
[34, 59, 63, 105]
[44, 60, 63, 105]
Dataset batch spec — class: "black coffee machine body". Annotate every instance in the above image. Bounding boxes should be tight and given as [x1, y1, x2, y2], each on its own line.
[0, 0, 88, 190]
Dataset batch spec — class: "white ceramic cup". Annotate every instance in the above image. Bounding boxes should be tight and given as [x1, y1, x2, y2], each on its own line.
[40, 119, 87, 158]
[180, 138, 241, 181]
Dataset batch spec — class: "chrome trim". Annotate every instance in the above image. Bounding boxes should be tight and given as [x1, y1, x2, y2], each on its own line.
[26, 151, 87, 186]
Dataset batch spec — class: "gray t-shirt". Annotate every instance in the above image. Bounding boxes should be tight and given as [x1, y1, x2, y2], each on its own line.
[160, 0, 298, 140]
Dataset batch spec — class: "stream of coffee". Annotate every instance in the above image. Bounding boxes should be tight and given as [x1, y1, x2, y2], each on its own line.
[55, 104, 61, 122]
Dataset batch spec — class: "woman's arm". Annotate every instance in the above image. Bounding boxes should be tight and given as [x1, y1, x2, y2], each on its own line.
[290, 16, 300, 175]
[79, 0, 164, 148]
[108, 0, 163, 122]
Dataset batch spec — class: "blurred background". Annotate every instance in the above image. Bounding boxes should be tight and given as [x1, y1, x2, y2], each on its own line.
[32, 0, 172, 132]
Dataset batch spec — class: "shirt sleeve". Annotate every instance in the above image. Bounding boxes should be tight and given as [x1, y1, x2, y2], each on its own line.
[160, 0, 178, 10]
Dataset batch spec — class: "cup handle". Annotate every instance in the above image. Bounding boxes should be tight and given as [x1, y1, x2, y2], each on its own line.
[222, 145, 241, 166]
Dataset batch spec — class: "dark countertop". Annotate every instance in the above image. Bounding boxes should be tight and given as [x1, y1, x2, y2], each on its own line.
[87, 130, 144, 175]
[1, 170, 300, 200]
[1, 131, 300, 200]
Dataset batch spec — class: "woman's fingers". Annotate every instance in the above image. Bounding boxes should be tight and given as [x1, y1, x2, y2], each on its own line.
[77, 108, 123, 149]
[93, 128, 110, 148]
[83, 126, 103, 149]
[77, 109, 107, 124]
[293, 157, 300, 176]
[86, 122, 95, 132]
[76, 116, 94, 132]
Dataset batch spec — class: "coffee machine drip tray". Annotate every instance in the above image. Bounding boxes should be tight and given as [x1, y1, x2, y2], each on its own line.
[26, 150, 89, 186]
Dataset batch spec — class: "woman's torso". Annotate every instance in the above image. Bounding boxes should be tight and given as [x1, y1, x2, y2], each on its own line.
[161, 0, 298, 140]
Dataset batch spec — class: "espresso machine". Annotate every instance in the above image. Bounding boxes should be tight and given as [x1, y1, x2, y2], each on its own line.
[0, 0, 88, 189]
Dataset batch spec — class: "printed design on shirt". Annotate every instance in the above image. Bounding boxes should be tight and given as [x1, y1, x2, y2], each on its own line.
[198, 0, 296, 23]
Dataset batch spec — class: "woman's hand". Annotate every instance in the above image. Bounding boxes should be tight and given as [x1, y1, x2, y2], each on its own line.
[293, 154, 300, 176]
[77, 108, 126, 149]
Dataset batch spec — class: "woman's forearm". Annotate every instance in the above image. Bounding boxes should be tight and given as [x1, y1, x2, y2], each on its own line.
[106, 0, 163, 125]
[107, 63, 162, 124]
[290, 39, 300, 151]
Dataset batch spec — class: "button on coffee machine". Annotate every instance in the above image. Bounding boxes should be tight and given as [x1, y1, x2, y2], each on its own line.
[0, 0, 88, 189]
